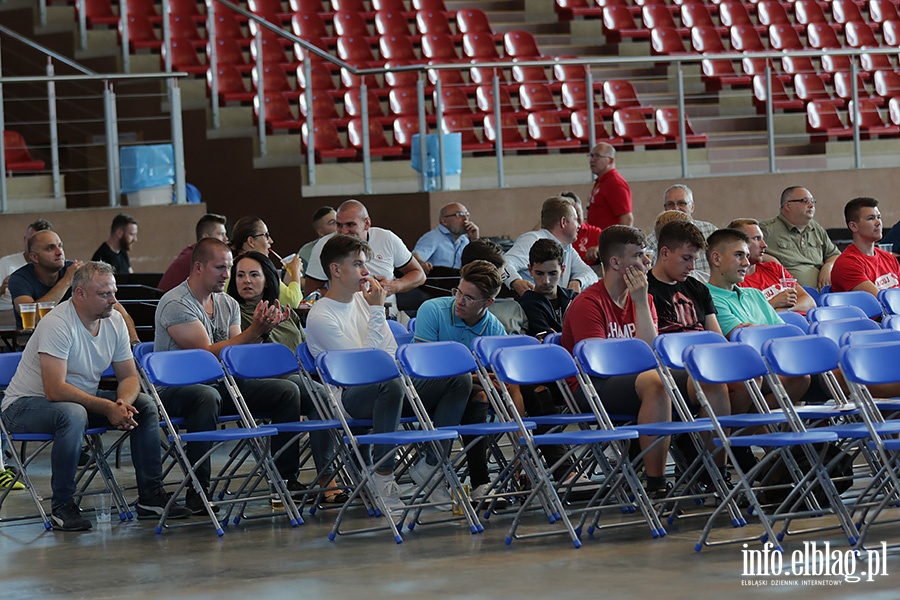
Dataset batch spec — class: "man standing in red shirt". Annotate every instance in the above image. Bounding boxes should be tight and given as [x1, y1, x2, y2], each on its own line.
[586, 143, 633, 229]
[831, 197, 900, 294]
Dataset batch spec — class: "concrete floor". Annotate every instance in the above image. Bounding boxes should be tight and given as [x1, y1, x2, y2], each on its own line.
[2, 442, 900, 599]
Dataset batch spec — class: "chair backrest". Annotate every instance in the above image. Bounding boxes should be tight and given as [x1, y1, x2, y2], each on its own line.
[316, 348, 401, 386]
[543, 332, 562, 345]
[883, 314, 900, 330]
[0, 352, 23, 387]
[492, 344, 578, 385]
[761, 334, 840, 377]
[387, 319, 414, 345]
[574, 338, 657, 377]
[652, 330, 727, 370]
[731, 323, 806, 353]
[820, 291, 884, 319]
[472, 334, 540, 368]
[396, 341, 478, 379]
[296, 342, 317, 372]
[456, 8, 493, 35]
[133, 341, 154, 363]
[691, 25, 726, 53]
[683, 342, 769, 384]
[840, 328, 900, 346]
[778, 310, 810, 333]
[878, 288, 900, 315]
[809, 316, 881, 344]
[807, 304, 868, 323]
[143, 349, 225, 386]
[839, 341, 900, 385]
[220, 344, 300, 379]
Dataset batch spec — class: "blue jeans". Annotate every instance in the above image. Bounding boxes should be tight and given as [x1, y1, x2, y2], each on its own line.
[2, 391, 163, 510]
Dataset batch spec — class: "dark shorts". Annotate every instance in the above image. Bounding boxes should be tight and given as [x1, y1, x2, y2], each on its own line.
[574, 369, 694, 419]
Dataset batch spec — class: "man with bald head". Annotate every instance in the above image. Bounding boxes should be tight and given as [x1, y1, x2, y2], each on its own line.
[303, 200, 426, 307]
[0, 219, 52, 312]
[586, 142, 633, 229]
[412, 202, 480, 274]
[646, 184, 718, 282]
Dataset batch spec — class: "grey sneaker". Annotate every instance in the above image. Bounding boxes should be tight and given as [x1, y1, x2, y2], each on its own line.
[136, 489, 191, 520]
[51, 499, 92, 531]
[372, 472, 405, 513]
[408, 459, 453, 511]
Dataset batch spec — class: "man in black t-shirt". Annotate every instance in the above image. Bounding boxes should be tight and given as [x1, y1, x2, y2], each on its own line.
[92, 213, 138, 274]
[517, 238, 577, 338]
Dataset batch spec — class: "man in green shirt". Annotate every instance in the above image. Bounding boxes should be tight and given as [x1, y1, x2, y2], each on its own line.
[759, 186, 839, 290]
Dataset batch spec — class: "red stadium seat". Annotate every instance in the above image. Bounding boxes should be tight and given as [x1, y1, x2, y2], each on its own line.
[412, 0, 453, 15]
[213, 13, 249, 47]
[561, 81, 598, 112]
[884, 20, 900, 46]
[292, 36, 332, 66]
[375, 11, 414, 38]
[730, 24, 766, 52]
[742, 56, 782, 79]
[3, 131, 45, 172]
[469, 65, 507, 86]
[806, 100, 853, 139]
[643, 6, 688, 35]
[456, 9, 495, 37]
[519, 83, 566, 114]
[167, 0, 205, 22]
[795, 0, 840, 33]
[426, 68, 473, 94]
[121, 15, 160, 51]
[249, 0, 291, 21]
[832, 0, 864, 26]
[806, 23, 843, 50]
[433, 86, 473, 114]
[208, 65, 254, 104]
[701, 59, 752, 88]
[348, 118, 404, 156]
[379, 35, 419, 61]
[555, 0, 603, 21]
[511, 63, 551, 87]
[462, 32, 502, 60]
[441, 114, 494, 152]
[168, 15, 204, 48]
[330, 0, 374, 20]
[292, 13, 335, 46]
[553, 62, 592, 84]
[389, 86, 422, 117]
[526, 111, 581, 148]
[795, 73, 843, 106]
[870, 0, 900, 24]
[756, 1, 795, 29]
[81, 0, 118, 28]
[372, 0, 410, 14]
[753, 74, 805, 111]
[875, 69, 900, 98]
[844, 22, 878, 49]
[476, 85, 527, 119]
[681, 4, 724, 34]
[655, 107, 708, 145]
[255, 92, 304, 132]
[126, 0, 159, 21]
[602, 79, 654, 114]
[849, 99, 900, 135]
[719, 3, 759, 31]
[333, 12, 376, 42]
[162, 38, 206, 74]
[252, 37, 299, 70]
[336, 35, 377, 67]
[252, 63, 296, 98]
[768, 24, 804, 51]
[393, 116, 421, 148]
[420, 33, 460, 61]
[612, 108, 667, 146]
[570, 109, 622, 145]
[384, 60, 422, 88]
[503, 31, 543, 59]
[819, 56, 853, 79]
[690, 26, 727, 53]
[602, 6, 650, 41]
[209, 38, 251, 72]
[299, 91, 347, 124]
[416, 10, 457, 40]
[861, 53, 895, 73]
[340, 67, 382, 93]
[889, 96, 900, 126]
[302, 120, 358, 160]
[296, 63, 341, 96]
[483, 113, 537, 149]
[290, 0, 326, 13]
[834, 72, 882, 105]
[781, 55, 818, 76]
[651, 27, 688, 54]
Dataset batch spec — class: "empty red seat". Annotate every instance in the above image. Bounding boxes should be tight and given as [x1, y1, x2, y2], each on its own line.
[651, 27, 688, 54]
[756, 1, 795, 29]
[208, 65, 254, 104]
[681, 3, 724, 34]
[291, 0, 326, 13]
[330, 0, 374, 20]
[781, 55, 818, 76]
[561, 81, 594, 111]
[753, 74, 805, 110]
[875, 69, 900, 98]
[612, 108, 667, 146]
[820, 56, 855, 80]
[296, 63, 340, 96]
[570, 109, 622, 145]
[884, 20, 900, 45]
[375, 11, 414, 38]
[252, 63, 296, 98]
[602, 6, 650, 41]
[742, 57, 782, 79]
[333, 12, 376, 42]
[441, 114, 493, 152]
[795, 73, 843, 106]
[255, 92, 304, 132]
[795, 0, 829, 25]
[162, 38, 207, 74]
[806, 100, 853, 139]
[372, 0, 411, 14]
[251, 36, 298, 69]
[456, 9, 495, 37]
[849, 99, 900, 135]
[412, 0, 453, 15]
[81, 0, 118, 28]
[337, 35, 377, 67]
[426, 68, 473, 93]
[643, 5, 688, 35]
[719, 3, 758, 30]
[416, 10, 457, 40]
[420, 33, 460, 61]
[553, 62, 593, 84]
[249, 0, 291, 21]
[602, 79, 653, 114]
[511, 63, 551, 87]
[889, 96, 900, 126]
[730, 24, 766, 52]
[433, 87, 473, 114]
[209, 38, 251, 72]
[834, 72, 882, 105]
[476, 85, 527, 120]
[384, 60, 421, 88]
[519, 83, 566, 114]
[302, 120, 358, 159]
[4, 131, 45, 172]
[806, 23, 843, 50]
[469, 65, 507, 86]
[690, 26, 727, 53]
[292, 12, 335, 45]
[702, 59, 752, 88]
[389, 86, 422, 117]
[503, 31, 543, 59]
[298, 91, 346, 123]
[126, 0, 160, 21]
[121, 15, 161, 51]
[168, 15, 205, 48]
[768, 24, 804, 51]
[167, 0, 205, 22]
[483, 113, 537, 149]
[861, 52, 895, 73]
[393, 116, 421, 148]
[655, 107, 707, 145]
[844, 22, 878, 48]
[832, 0, 864, 25]
[379, 34, 419, 61]
[348, 118, 404, 156]
[340, 67, 382, 93]
[462, 32, 502, 60]
[526, 111, 581, 148]
[555, 0, 604, 21]
[213, 13, 249, 47]
[870, 0, 900, 24]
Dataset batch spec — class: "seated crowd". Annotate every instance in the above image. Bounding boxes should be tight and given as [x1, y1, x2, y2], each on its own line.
[1, 176, 898, 533]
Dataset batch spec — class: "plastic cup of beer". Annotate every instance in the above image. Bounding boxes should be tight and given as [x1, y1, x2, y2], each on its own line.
[779, 277, 797, 290]
[38, 301, 55, 320]
[19, 303, 37, 330]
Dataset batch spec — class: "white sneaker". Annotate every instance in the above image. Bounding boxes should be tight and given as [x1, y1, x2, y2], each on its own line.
[408, 459, 453, 511]
[472, 483, 509, 510]
[372, 472, 405, 513]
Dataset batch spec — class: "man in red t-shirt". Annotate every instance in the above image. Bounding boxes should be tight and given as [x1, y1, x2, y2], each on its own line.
[586, 143, 633, 229]
[561, 191, 601, 265]
[832, 197, 900, 294]
[729, 218, 816, 314]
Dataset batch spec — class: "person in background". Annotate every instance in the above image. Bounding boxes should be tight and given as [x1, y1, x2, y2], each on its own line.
[92, 213, 138, 275]
[158, 213, 228, 292]
[586, 142, 633, 228]
[231, 217, 304, 309]
[297, 206, 337, 274]
[413, 202, 480, 274]
[831, 197, 900, 295]
[560, 191, 601, 267]
[0, 219, 52, 312]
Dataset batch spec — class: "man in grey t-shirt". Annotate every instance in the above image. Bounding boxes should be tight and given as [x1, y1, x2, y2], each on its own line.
[154, 238, 306, 514]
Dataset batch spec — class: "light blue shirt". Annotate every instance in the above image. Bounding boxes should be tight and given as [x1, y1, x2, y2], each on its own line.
[413, 296, 507, 349]
[413, 225, 469, 270]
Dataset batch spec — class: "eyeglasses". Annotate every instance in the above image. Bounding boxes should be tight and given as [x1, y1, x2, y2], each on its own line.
[445, 211, 470, 218]
[251, 232, 272, 239]
[452, 287, 487, 305]
[787, 197, 816, 205]
[588, 153, 613, 160]
[664, 201, 691, 209]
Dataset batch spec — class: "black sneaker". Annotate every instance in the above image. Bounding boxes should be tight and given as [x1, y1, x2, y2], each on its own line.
[185, 488, 219, 515]
[646, 481, 674, 501]
[286, 478, 308, 500]
[136, 489, 192, 520]
[51, 499, 92, 531]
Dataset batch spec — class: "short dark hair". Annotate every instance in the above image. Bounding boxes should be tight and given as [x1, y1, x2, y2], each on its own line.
[72, 261, 115, 292]
[657, 220, 706, 253]
[27, 230, 57, 253]
[320, 234, 372, 280]
[312, 206, 335, 223]
[191, 237, 231, 266]
[540, 196, 575, 230]
[228, 251, 280, 305]
[705, 228, 750, 262]
[559, 191, 581, 205]
[599, 225, 647, 267]
[461, 239, 504, 269]
[780, 186, 806, 208]
[844, 196, 879, 225]
[727, 218, 760, 230]
[111, 213, 137, 233]
[28, 219, 52, 233]
[528, 238, 564, 266]
[460, 260, 502, 300]
[196, 213, 227, 241]
[231, 216, 265, 254]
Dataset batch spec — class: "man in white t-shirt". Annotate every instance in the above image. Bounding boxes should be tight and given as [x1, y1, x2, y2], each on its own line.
[0, 219, 52, 312]
[302, 200, 426, 311]
[1, 262, 190, 531]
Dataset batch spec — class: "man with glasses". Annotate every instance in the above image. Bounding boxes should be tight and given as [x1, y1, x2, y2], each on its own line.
[759, 186, 840, 290]
[645, 184, 718, 282]
[412, 202, 480, 275]
[586, 142, 633, 229]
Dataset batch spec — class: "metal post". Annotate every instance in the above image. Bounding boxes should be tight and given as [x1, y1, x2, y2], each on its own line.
[108, 84, 120, 200]
[586, 69, 596, 151]
[303, 58, 315, 186]
[0, 39, 6, 213]
[119, 0, 130, 73]
[46, 61, 61, 199]
[416, 74, 427, 191]
[255, 27, 267, 157]
[765, 64, 776, 173]
[361, 84, 372, 194]
[162, 0, 172, 74]
[434, 77, 445, 191]
[39, 0, 47, 28]
[103, 83, 118, 206]
[851, 60, 861, 169]
[492, 73, 505, 188]
[676, 62, 688, 178]
[77, 0, 88, 50]
[207, 0, 219, 129]
[171, 79, 186, 204]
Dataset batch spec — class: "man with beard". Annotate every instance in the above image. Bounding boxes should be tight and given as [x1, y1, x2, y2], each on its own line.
[92, 213, 138, 274]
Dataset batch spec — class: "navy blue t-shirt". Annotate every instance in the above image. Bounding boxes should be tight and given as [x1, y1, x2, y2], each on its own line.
[8, 261, 74, 328]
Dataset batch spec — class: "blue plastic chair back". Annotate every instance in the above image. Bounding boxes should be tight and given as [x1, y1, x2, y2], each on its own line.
[809, 317, 880, 344]
[543, 332, 562, 345]
[802, 285, 821, 305]
[407, 317, 416, 333]
[652, 330, 727, 370]
[877, 288, 900, 315]
[820, 284, 832, 295]
[683, 342, 768, 384]
[101, 364, 115, 378]
[143, 349, 225, 386]
[761, 335, 839, 377]
[388, 319, 414, 345]
[492, 344, 578, 385]
[574, 338, 657, 377]
[840, 328, 900, 347]
[732, 323, 805, 353]
[0, 353, 23, 387]
[807, 304, 868, 323]
[133, 341, 154, 363]
[220, 344, 299, 379]
[296, 342, 317, 372]
[839, 342, 900, 385]
[883, 315, 900, 331]
[472, 334, 540, 368]
[396, 341, 478, 379]
[820, 291, 884, 319]
[777, 310, 809, 333]
[316, 348, 401, 387]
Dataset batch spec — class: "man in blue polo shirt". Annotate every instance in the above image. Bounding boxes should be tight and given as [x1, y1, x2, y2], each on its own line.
[412, 203, 480, 274]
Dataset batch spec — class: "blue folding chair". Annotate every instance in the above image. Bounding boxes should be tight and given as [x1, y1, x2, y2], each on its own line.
[840, 328, 900, 347]
[809, 317, 881, 345]
[883, 315, 900, 331]
[802, 285, 821, 306]
[142, 349, 286, 536]
[821, 291, 884, 320]
[777, 310, 810, 333]
[388, 319, 414, 346]
[542, 332, 562, 345]
[807, 304, 868, 324]
[407, 317, 416, 333]
[877, 288, 900, 315]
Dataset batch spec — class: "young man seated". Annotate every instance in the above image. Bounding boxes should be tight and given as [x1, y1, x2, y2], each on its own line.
[517, 238, 577, 339]
[831, 196, 900, 295]
[305, 235, 471, 510]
